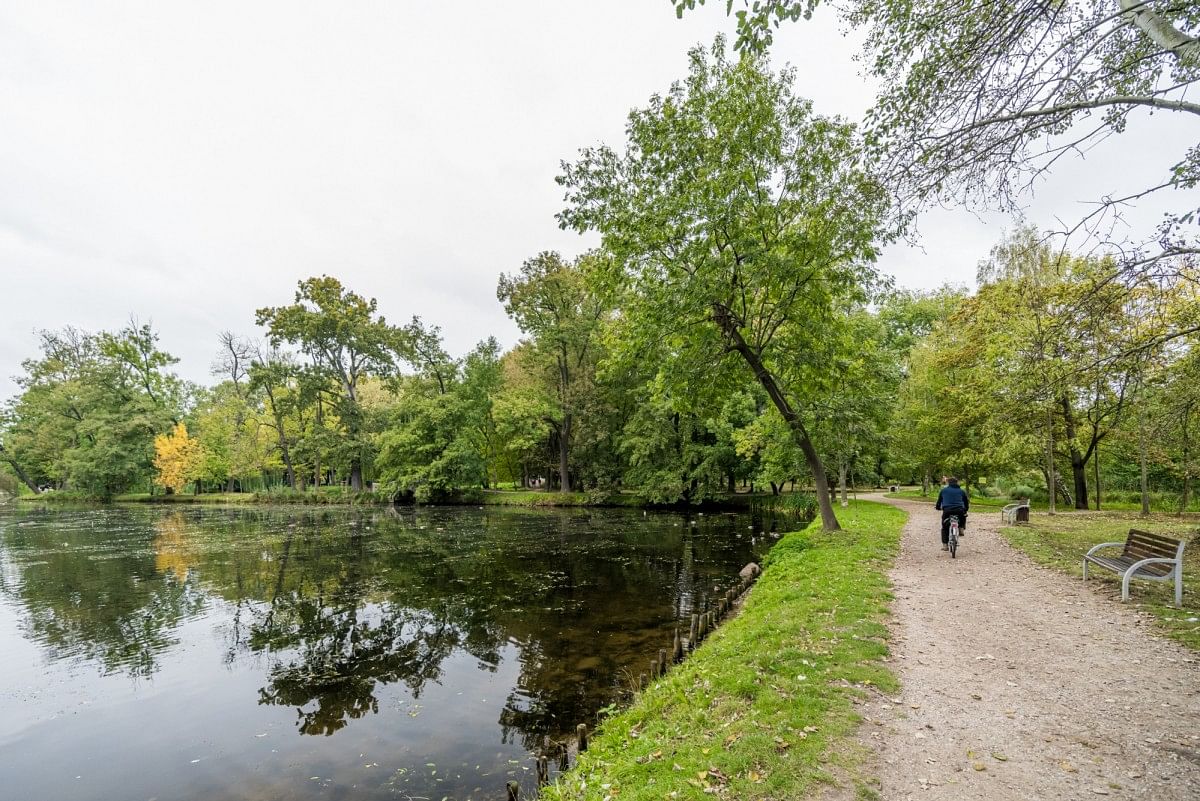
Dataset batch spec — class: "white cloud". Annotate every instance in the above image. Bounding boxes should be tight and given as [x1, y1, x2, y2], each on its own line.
[0, 1, 1192, 398]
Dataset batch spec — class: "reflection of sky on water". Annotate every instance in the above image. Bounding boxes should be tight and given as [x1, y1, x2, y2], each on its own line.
[0, 504, 774, 800]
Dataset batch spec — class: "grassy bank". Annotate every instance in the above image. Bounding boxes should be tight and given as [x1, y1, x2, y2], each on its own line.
[112, 492, 262, 504]
[18, 486, 819, 513]
[1002, 512, 1200, 650]
[542, 500, 906, 801]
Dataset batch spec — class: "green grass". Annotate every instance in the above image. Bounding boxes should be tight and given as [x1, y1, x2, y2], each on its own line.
[1002, 511, 1200, 650]
[542, 500, 906, 801]
[454, 489, 610, 507]
[883, 487, 1190, 513]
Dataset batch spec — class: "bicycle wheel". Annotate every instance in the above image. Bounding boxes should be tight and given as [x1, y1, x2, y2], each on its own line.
[948, 522, 958, 558]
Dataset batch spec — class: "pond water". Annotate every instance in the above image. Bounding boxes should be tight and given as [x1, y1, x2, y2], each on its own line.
[0, 503, 779, 801]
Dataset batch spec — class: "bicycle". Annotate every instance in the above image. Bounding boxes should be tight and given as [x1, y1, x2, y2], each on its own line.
[947, 515, 960, 558]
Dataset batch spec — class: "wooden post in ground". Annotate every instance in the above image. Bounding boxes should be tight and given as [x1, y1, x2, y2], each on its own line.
[577, 723, 589, 752]
[690, 613, 698, 644]
[507, 781, 519, 801]
[536, 756, 549, 787]
[673, 630, 683, 662]
[639, 671, 648, 690]
[658, 648, 668, 675]
[650, 658, 659, 679]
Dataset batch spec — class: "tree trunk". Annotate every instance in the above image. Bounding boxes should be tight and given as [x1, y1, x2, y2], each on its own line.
[1138, 405, 1151, 516]
[714, 310, 839, 530]
[1181, 403, 1192, 514]
[350, 460, 364, 492]
[314, 398, 323, 492]
[922, 469, 930, 497]
[1094, 439, 1102, 511]
[558, 414, 572, 493]
[727, 471, 736, 493]
[770, 481, 781, 496]
[1060, 396, 1089, 509]
[0, 443, 40, 495]
[1045, 405, 1057, 515]
[1120, 0, 1200, 62]
[838, 457, 848, 508]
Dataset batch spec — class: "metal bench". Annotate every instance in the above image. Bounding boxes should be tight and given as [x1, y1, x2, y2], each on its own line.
[1001, 501, 1029, 524]
[1083, 529, 1186, 607]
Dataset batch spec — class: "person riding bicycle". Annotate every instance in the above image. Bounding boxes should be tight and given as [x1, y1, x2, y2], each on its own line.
[935, 476, 969, 551]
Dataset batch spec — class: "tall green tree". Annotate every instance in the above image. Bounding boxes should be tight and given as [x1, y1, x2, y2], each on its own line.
[497, 252, 606, 493]
[257, 277, 400, 491]
[0, 323, 183, 497]
[558, 40, 888, 529]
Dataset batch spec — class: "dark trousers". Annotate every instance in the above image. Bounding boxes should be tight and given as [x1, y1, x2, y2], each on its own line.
[940, 509, 966, 544]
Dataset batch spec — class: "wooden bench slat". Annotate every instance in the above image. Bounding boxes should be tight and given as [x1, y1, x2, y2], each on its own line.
[1087, 555, 1174, 577]
[1127, 530, 1182, 548]
[1124, 544, 1176, 560]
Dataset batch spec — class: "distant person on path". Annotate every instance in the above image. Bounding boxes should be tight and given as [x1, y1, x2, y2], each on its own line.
[935, 476, 969, 551]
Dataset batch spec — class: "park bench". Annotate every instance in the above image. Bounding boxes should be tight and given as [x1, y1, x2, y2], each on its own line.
[1083, 529, 1187, 607]
[1001, 501, 1030, 524]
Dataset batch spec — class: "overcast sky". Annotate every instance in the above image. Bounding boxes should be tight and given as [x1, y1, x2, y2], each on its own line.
[2, 1, 1195, 398]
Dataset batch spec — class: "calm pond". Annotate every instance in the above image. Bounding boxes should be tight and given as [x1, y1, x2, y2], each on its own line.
[0, 503, 780, 801]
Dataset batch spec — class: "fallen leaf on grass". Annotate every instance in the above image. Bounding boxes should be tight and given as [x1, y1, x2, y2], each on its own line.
[706, 768, 729, 785]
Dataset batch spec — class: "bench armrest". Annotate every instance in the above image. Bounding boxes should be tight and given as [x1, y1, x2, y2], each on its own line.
[1085, 542, 1127, 558]
[1127, 557, 1181, 574]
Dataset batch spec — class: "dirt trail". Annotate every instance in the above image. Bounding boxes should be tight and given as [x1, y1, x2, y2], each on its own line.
[860, 495, 1200, 800]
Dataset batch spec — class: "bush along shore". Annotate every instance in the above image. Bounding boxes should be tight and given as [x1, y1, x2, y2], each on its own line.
[531, 500, 906, 801]
[20, 486, 822, 513]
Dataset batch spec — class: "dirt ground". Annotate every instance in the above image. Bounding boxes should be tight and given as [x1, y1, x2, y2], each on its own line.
[858, 494, 1200, 800]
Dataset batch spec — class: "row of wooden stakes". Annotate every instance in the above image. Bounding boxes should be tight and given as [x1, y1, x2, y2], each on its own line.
[503, 565, 761, 800]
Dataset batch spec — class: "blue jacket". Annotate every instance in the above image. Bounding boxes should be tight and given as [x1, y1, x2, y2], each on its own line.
[935, 485, 969, 512]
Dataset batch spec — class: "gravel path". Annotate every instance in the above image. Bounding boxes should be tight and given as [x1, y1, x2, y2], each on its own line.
[860, 495, 1200, 800]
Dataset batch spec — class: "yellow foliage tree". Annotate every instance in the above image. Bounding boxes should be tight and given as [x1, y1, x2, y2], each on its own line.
[153, 422, 205, 494]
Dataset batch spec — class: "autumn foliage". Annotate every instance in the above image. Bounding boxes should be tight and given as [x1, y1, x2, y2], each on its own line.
[153, 422, 205, 494]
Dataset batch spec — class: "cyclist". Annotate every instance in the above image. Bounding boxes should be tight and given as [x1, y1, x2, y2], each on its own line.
[935, 476, 969, 551]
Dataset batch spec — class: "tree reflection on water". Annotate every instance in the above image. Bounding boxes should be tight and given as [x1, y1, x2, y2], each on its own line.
[0, 504, 768, 747]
